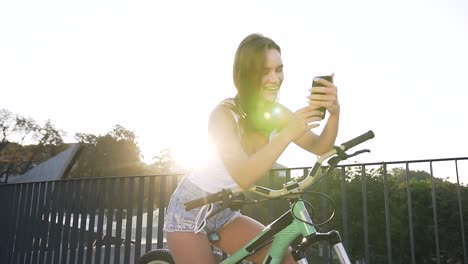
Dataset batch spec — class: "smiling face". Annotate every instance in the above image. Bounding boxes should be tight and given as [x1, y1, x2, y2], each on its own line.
[260, 48, 284, 102]
[232, 33, 284, 134]
[233, 33, 282, 118]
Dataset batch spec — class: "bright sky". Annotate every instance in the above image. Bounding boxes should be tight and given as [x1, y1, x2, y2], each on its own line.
[1, 0, 467, 182]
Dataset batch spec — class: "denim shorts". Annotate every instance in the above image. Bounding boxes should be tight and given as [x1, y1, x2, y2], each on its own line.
[163, 178, 242, 235]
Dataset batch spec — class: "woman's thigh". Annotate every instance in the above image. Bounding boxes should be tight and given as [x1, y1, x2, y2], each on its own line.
[166, 231, 216, 264]
[212, 216, 295, 264]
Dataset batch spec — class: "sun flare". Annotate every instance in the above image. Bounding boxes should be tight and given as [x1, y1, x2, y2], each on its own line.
[140, 132, 216, 171]
[170, 141, 216, 170]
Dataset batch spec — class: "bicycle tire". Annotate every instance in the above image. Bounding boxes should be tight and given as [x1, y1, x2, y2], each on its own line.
[137, 249, 175, 264]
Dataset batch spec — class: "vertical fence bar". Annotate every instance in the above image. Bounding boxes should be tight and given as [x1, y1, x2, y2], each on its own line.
[12, 183, 23, 264]
[405, 163, 416, 264]
[95, 178, 106, 264]
[46, 182, 58, 264]
[134, 176, 145, 263]
[321, 169, 330, 260]
[39, 182, 53, 264]
[54, 181, 67, 264]
[104, 178, 116, 264]
[455, 160, 467, 264]
[124, 177, 135, 264]
[429, 162, 441, 264]
[95, 179, 106, 264]
[69, 179, 82, 264]
[11, 183, 24, 263]
[382, 164, 393, 264]
[171, 174, 178, 193]
[0, 185, 7, 262]
[27, 182, 40, 264]
[5, 184, 19, 264]
[32, 181, 47, 264]
[361, 165, 369, 263]
[341, 167, 349, 249]
[157, 175, 166, 249]
[24, 183, 35, 264]
[86, 178, 98, 264]
[20, 183, 33, 263]
[6, 185, 16, 264]
[77, 179, 90, 264]
[21, 184, 33, 263]
[114, 177, 125, 263]
[20, 183, 34, 263]
[145, 176, 155, 253]
[61, 181, 73, 264]
[269, 170, 275, 220]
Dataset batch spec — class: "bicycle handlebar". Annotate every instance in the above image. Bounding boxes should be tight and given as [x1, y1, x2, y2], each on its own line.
[184, 130, 375, 211]
[340, 130, 374, 151]
[184, 189, 234, 211]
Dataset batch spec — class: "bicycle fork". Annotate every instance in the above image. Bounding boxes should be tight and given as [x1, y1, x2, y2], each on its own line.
[293, 231, 351, 264]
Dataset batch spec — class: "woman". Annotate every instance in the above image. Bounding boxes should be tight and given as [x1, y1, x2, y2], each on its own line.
[163, 33, 340, 263]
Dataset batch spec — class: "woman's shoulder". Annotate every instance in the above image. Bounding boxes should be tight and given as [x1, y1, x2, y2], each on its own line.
[208, 97, 243, 139]
[210, 97, 239, 118]
[216, 97, 238, 114]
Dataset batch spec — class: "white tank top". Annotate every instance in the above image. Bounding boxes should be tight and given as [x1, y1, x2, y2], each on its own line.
[186, 98, 278, 193]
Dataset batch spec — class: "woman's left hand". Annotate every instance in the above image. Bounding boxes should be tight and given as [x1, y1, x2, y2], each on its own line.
[307, 73, 340, 116]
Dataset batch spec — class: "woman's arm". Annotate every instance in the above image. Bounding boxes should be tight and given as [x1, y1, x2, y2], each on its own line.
[295, 74, 340, 154]
[209, 104, 321, 189]
[293, 112, 339, 155]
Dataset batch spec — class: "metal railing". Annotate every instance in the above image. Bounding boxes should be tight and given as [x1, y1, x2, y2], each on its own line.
[0, 157, 466, 264]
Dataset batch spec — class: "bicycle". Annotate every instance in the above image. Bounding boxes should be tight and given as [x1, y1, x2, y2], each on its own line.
[138, 130, 375, 264]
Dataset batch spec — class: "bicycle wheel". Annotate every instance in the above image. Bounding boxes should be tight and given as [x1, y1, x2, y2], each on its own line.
[137, 249, 175, 264]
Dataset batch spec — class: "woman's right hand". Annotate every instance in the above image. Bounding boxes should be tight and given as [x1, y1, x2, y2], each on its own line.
[281, 105, 323, 141]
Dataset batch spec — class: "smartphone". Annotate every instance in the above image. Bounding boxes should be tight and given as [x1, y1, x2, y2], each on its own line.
[311, 75, 333, 119]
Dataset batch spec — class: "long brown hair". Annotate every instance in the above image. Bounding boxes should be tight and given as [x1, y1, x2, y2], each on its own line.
[232, 33, 281, 118]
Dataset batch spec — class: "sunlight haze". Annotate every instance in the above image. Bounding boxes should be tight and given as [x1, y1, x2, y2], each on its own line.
[1, 0, 467, 181]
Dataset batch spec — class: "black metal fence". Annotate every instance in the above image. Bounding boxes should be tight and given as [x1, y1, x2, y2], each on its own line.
[0, 157, 467, 264]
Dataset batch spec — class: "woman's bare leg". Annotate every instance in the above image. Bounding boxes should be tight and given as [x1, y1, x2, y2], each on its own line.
[166, 231, 216, 264]
[212, 215, 296, 264]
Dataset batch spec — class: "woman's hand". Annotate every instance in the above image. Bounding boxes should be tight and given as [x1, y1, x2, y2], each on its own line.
[280, 105, 324, 142]
[307, 73, 340, 116]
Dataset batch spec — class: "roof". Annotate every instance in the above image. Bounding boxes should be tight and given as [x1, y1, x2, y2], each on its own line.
[7, 143, 81, 184]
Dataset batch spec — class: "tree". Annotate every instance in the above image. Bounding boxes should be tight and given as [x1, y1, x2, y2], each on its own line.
[0, 110, 65, 182]
[0, 109, 17, 152]
[69, 125, 146, 178]
[18, 120, 66, 175]
[147, 148, 181, 174]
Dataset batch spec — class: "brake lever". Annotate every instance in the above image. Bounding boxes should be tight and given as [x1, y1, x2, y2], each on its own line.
[206, 193, 246, 220]
[327, 148, 371, 167]
[348, 149, 371, 158]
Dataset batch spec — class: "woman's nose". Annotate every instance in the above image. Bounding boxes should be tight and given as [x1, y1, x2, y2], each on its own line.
[267, 71, 280, 84]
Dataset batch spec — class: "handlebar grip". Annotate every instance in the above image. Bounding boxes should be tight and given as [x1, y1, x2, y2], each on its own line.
[341, 130, 375, 151]
[184, 191, 224, 211]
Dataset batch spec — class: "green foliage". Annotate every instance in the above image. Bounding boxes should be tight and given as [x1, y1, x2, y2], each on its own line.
[1, 109, 187, 181]
[302, 166, 465, 263]
[241, 164, 467, 263]
[0, 110, 67, 179]
[69, 125, 145, 177]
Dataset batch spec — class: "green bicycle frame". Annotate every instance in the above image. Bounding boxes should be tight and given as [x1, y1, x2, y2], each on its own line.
[221, 199, 314, 264]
